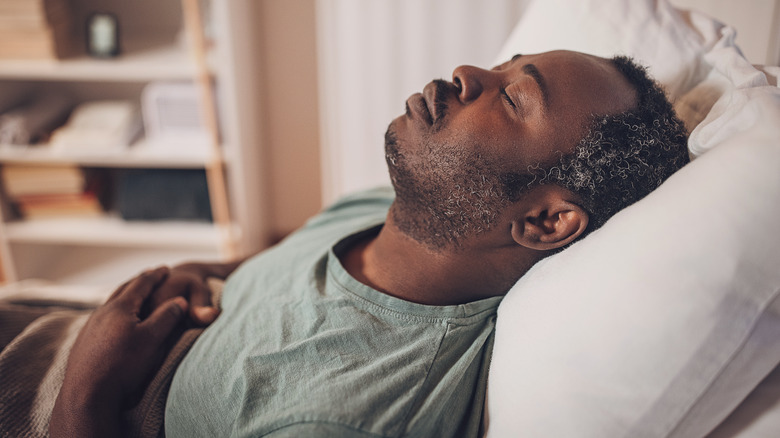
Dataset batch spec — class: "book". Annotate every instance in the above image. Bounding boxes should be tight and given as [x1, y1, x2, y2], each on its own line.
[1, 166, 110, 219]
[1, 164, 85, 197]
[0, 19, 71, 59]
[0, 0, 69, 30]
[0, 0, 64, 18]
[0, 0, 72, 59]
[14, 192, 103, 218]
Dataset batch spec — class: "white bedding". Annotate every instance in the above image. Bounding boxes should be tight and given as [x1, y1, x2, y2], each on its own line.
[484, 1, 780, 437]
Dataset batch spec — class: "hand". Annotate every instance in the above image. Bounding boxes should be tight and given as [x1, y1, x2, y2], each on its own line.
[145, 259, 243, 325]
[50, 267, 188, 438]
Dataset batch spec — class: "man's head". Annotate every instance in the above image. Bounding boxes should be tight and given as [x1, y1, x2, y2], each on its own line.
[384, 50, 689, 252]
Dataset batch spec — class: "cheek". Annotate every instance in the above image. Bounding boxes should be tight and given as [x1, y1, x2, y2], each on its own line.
[516, 114, 587, 168]
[441, 115, 513, 155]
[449, 117, 546, 175]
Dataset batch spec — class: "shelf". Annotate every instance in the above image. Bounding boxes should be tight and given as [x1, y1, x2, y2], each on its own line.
[4, 215, 223, 249]
[0, 38, 198, 82]
[0, 0, 258, 288]
[0, 139, 214, 168]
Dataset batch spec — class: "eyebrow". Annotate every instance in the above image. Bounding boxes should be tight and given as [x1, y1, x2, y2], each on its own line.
[522, 63, 550, 111]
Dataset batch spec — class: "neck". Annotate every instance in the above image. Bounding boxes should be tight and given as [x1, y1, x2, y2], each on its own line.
[340, 212, 539, 306]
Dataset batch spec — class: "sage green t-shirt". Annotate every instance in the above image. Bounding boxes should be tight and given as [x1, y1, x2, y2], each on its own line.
[165, 187, 502, 437]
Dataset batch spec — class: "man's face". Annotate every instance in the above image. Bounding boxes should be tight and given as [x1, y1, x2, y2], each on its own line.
[385, 50, 637, 249]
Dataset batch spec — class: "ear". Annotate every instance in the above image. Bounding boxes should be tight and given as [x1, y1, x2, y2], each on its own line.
[509, 187, 589, 251]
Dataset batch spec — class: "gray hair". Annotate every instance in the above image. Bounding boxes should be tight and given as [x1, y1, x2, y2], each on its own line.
[501, 56, 690, 239]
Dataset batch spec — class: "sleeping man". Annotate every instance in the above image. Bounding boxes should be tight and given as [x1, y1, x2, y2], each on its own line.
[50, 50, 690, 437]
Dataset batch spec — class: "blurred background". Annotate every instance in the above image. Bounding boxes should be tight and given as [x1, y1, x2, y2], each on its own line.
[0, 0, 777, 297]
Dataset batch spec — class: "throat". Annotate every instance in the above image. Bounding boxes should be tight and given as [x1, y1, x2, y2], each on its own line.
[338, 223, 508, 306]
[338, 231, 383, 294]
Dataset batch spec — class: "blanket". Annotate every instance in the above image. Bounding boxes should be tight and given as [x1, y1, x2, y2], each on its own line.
[0, 281, 220, 437]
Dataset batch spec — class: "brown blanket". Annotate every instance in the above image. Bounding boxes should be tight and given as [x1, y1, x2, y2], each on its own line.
[0, 281, 220, 437]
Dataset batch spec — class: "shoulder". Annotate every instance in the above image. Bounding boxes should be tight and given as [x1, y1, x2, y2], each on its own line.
[305, 186, 395, 229]
[279, 187, 393, 246]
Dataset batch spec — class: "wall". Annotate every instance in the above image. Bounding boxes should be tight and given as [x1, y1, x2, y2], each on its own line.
[670, 0, 780, 65]
[315, 0, 529, 205]
[254, 0, 323, 240]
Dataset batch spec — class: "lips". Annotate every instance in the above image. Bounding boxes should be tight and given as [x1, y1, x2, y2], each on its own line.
[426, 79, 453, 124]
[422, 81, 439, 122]
[406, 80, 453, 126]
[406, 92, 433, 125]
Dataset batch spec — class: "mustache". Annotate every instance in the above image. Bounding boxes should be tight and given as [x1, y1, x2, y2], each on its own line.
[431, 79, 452, 123]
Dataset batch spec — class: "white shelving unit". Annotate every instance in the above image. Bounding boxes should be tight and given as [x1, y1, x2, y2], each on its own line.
[0, 38, 197, 82]
[4, 216, 222, 248]
[0, 0, 268, 294]
[0, 139, 213, 168]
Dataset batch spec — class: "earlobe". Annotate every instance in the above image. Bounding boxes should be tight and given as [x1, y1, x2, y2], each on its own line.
[510, 195, 589, 251]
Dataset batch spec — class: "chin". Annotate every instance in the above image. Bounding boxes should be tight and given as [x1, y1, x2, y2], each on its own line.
[384, 123, 402, 166]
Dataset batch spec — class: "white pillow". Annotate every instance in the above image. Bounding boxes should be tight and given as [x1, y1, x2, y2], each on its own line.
[485, 0, 780, 437]
[708, 365, 780, 437]
[493, 0, 726, 100]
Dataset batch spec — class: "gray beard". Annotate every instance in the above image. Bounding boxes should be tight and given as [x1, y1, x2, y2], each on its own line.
[384, 125, 509, 250]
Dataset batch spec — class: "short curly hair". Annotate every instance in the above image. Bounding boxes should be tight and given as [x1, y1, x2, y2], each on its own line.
[501, 55, 690, 239]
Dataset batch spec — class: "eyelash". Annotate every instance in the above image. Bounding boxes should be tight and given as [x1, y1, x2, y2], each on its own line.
[501, 87, 517, 109]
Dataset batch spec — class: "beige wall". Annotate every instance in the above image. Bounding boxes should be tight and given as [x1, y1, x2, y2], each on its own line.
[670, 0, 780, 65]
[254, 0, 322, 240]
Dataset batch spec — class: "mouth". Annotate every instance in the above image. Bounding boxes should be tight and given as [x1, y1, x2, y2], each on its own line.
[406, 93, 433, 125]
[423, 79, 452, 125]
[406, 79, 454, 126]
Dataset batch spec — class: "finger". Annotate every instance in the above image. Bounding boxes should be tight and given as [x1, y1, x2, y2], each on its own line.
[141, 296, 188, 343]
[116, 266, 170, 311]
[147, 275, 190, 311]
[188, 278, 213, 307]
[106, 278, 132, 303]
[187, 280, 219, 325]
[192, 306, 220, 325]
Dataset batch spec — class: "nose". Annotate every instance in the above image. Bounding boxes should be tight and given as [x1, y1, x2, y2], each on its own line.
[452, 65, 491, 102]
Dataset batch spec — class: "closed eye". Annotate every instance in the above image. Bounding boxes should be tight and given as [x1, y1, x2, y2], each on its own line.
[501, 87, 517, 110]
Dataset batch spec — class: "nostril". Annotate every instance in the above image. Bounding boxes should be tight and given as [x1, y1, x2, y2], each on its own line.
[452, 65, 484, 102]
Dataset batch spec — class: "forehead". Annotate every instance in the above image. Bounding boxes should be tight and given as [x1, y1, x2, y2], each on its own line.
[496, 50, 637, 119]
[490, 50, 638, 168]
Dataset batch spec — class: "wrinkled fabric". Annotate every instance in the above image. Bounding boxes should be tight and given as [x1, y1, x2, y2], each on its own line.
[166, 187, 501, 438]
